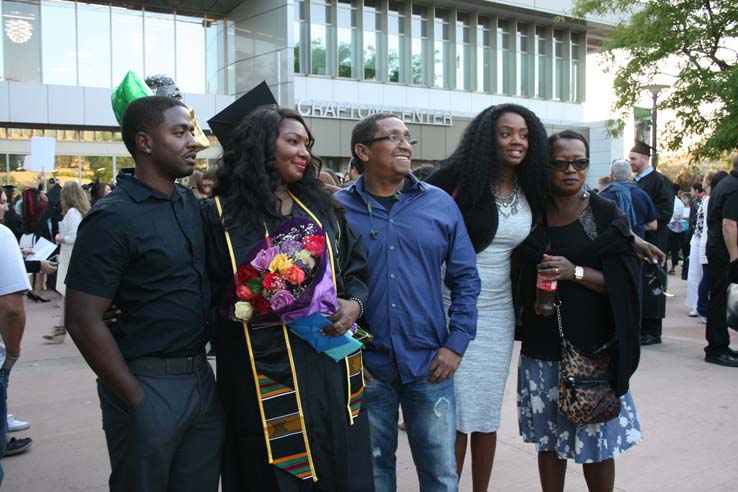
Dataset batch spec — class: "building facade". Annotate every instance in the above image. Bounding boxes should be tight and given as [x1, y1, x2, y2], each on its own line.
[0, 0, 620, 188]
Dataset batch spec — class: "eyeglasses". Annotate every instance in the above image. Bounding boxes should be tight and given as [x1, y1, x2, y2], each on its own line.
[550, 159, 589, 172]
[362, 134, 418, 146]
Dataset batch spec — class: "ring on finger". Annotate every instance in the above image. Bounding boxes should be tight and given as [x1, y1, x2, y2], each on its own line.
[555, 267, 559, 274]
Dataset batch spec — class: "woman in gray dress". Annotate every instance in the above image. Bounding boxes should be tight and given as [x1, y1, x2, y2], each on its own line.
[426, 104, 550, 492]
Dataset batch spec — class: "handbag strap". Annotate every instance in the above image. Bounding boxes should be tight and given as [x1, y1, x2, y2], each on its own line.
[554, 298, 565, 340]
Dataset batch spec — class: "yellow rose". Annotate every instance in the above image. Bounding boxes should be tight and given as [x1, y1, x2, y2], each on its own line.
[269, 254, 294, 274]
[234, 301, 254, 321]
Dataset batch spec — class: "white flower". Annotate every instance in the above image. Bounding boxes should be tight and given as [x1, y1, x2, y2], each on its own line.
[584, 425, 599, 437]
[529, 380, 538, 391]
[540, 436, 549, 446]
[531, 395, 545, 414]
[234, 301, 254, 321]
[625, 428, 642, 444]
[575, 435, 584, 454]
[547, 387, 558, 402]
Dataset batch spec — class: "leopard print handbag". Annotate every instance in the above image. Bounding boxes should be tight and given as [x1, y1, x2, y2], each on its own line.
[555, 301, 621, 425]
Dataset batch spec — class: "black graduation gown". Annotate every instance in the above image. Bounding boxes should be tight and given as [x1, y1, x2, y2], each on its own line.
[637, 170, 673, 319]
[201, 198, 374, 492]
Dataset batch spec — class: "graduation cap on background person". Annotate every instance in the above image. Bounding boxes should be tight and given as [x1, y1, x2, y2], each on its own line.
[207, 81, 278, 149]
[630, 140, 653, 156]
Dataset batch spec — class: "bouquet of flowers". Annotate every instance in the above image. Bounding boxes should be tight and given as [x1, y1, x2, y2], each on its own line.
[224, 217, 371, 361]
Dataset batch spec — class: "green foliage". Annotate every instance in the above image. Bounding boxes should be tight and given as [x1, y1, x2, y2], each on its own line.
[572, 0, 738, 159]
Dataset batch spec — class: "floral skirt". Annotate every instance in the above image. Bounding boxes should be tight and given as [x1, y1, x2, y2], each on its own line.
[517, 354, 642, 464]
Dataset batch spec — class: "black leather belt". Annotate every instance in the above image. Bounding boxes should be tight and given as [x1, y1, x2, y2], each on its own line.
[127, 351, 205, 377]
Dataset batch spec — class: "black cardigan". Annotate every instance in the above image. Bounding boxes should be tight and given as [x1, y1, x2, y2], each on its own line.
[516, 194, 641, 396]
[425, 165, 500, 253]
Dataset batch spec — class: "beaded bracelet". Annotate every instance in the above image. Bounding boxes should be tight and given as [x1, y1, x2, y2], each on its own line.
[6, 353, 20, 361]
[349, 297, 365, 319]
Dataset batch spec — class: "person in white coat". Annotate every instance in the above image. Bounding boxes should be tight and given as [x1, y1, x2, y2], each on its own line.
[45, 182, 89, 343]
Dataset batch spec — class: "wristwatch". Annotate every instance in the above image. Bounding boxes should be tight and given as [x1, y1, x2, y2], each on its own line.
[574, 266, 584, 281]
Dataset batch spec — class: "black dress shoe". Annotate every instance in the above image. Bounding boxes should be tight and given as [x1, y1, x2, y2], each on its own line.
[705, 353, 738, 367]
[4, 436, 32, 456]
[640, 335, 662, 346]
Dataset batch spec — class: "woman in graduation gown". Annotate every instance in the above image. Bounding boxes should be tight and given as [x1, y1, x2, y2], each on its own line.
[202, 107, 374, 491]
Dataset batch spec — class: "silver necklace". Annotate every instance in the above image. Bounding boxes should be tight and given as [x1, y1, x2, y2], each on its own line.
[492, 179, 520, 219]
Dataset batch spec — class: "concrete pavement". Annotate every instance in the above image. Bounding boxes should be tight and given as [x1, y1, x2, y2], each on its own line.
[3, 276, 737, 491]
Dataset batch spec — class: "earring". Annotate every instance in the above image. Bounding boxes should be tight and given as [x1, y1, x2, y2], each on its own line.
[581, 190, 589, 200]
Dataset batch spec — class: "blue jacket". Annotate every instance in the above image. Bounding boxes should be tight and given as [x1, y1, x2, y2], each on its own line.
[336, 175, 480, 384]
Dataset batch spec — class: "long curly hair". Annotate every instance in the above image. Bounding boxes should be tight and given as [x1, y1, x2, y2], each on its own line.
[440, 103, 550, 221]
[214, 107, 337, 229]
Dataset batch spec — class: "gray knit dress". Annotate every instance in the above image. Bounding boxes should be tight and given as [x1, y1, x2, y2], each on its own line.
[453, 192, 531, 433]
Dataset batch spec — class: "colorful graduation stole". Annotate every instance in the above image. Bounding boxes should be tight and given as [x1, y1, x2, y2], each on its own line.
[215, 195, 365, 483]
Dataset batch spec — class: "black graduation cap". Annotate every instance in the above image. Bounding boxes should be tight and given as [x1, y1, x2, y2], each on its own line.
[207, 81, 278, 149]
[2, 184, 16, 190]
[630, 140, 652, 156]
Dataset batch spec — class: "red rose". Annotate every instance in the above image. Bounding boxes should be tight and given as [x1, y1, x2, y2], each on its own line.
[262, 272, 286, 291]
[283, 266, 306, 285]
[302, 235, 325, 257]
[237, 265, 260, 284]
[251, 294, 271, 314]
[236, 284, 254, 301]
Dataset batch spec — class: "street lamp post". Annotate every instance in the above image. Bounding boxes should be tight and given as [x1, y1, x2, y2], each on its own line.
[641, 84, 669, 170]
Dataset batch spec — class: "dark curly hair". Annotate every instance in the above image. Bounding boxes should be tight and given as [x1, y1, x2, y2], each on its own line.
[213, 107, 338, 229]
[440, 103, 550, 221]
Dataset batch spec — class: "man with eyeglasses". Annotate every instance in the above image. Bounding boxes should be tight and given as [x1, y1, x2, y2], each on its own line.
[629, 141, 674, 346]
[335, 113, 480, 492]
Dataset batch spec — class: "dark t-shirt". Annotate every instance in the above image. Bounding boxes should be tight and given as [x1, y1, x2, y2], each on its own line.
[706, 171, 738, 262]
[65, 170, 209, 359]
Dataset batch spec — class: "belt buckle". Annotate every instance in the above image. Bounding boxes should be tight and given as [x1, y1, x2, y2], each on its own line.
[185, 355, 195, 373]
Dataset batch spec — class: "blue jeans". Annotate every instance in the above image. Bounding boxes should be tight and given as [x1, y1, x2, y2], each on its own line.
[0, 367, 10, 487]
[364, 373, 457, 492]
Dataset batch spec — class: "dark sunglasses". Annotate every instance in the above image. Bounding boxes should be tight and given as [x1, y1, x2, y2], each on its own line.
[550, 158, 589, 172]
[362, 134, 418, 146]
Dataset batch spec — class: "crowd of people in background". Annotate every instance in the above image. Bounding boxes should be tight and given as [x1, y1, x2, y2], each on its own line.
[0, 94, 736, 492]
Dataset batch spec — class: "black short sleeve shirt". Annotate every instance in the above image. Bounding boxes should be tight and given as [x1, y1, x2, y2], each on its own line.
[65, 170, 209, 359]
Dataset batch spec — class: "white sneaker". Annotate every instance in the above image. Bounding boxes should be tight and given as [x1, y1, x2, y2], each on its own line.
[7, 414, 30, 432]
[688, 310, 698, 317]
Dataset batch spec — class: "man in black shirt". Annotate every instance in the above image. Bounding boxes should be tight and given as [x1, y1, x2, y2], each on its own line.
[65, 96, 225, 491]
[704, 156, 738, 367]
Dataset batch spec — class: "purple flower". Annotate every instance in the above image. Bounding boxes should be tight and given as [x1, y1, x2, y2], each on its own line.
[251, 246, 279, 272]
[270, 290, 294, 311]
[281, 240, 303, 256]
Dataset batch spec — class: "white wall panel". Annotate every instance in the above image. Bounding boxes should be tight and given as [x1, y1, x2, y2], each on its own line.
[48, 85, 85, 126]
[82, 87, 117, 126]
[9, 83, 48, 124]
[0, 82, 10, 122]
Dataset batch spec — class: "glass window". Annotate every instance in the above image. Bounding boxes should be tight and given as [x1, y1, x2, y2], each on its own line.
[41, 0, 76, 85]
[111, 6, 143, 84]
[205, 18, 225, 94]
[176, 14, 205, 93]
[144, 11, 175, 79]
[363, 0, 382, 80]
[517, 23, 530, 97]
[310, 1, 331, 75]
[55, 155, 78, 182]
[77, 2, 111, 88]
[553, 30, 564, 100]
[410, 4, 429, 85]
[337, 0, 357, 78]
[455, 13, 471, 90]
[570, 31, 582, 102]
[536, 26, 548, 98]
[294, 0, 307, 73]
[387, 1, 405, 83]
[497, 20, 511, 95]
[433, 8, 449, 88]
[81, 155, 113, 184]
[476, 16, 491, 92]
[3, 0, 41, 82]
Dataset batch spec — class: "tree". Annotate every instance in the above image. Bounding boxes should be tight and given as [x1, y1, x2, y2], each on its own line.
[572, 0, 738, 159]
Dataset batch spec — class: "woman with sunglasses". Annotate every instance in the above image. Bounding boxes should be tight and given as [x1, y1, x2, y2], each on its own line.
[426, 104, 550, 491]
[516, 130, 642, 492]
